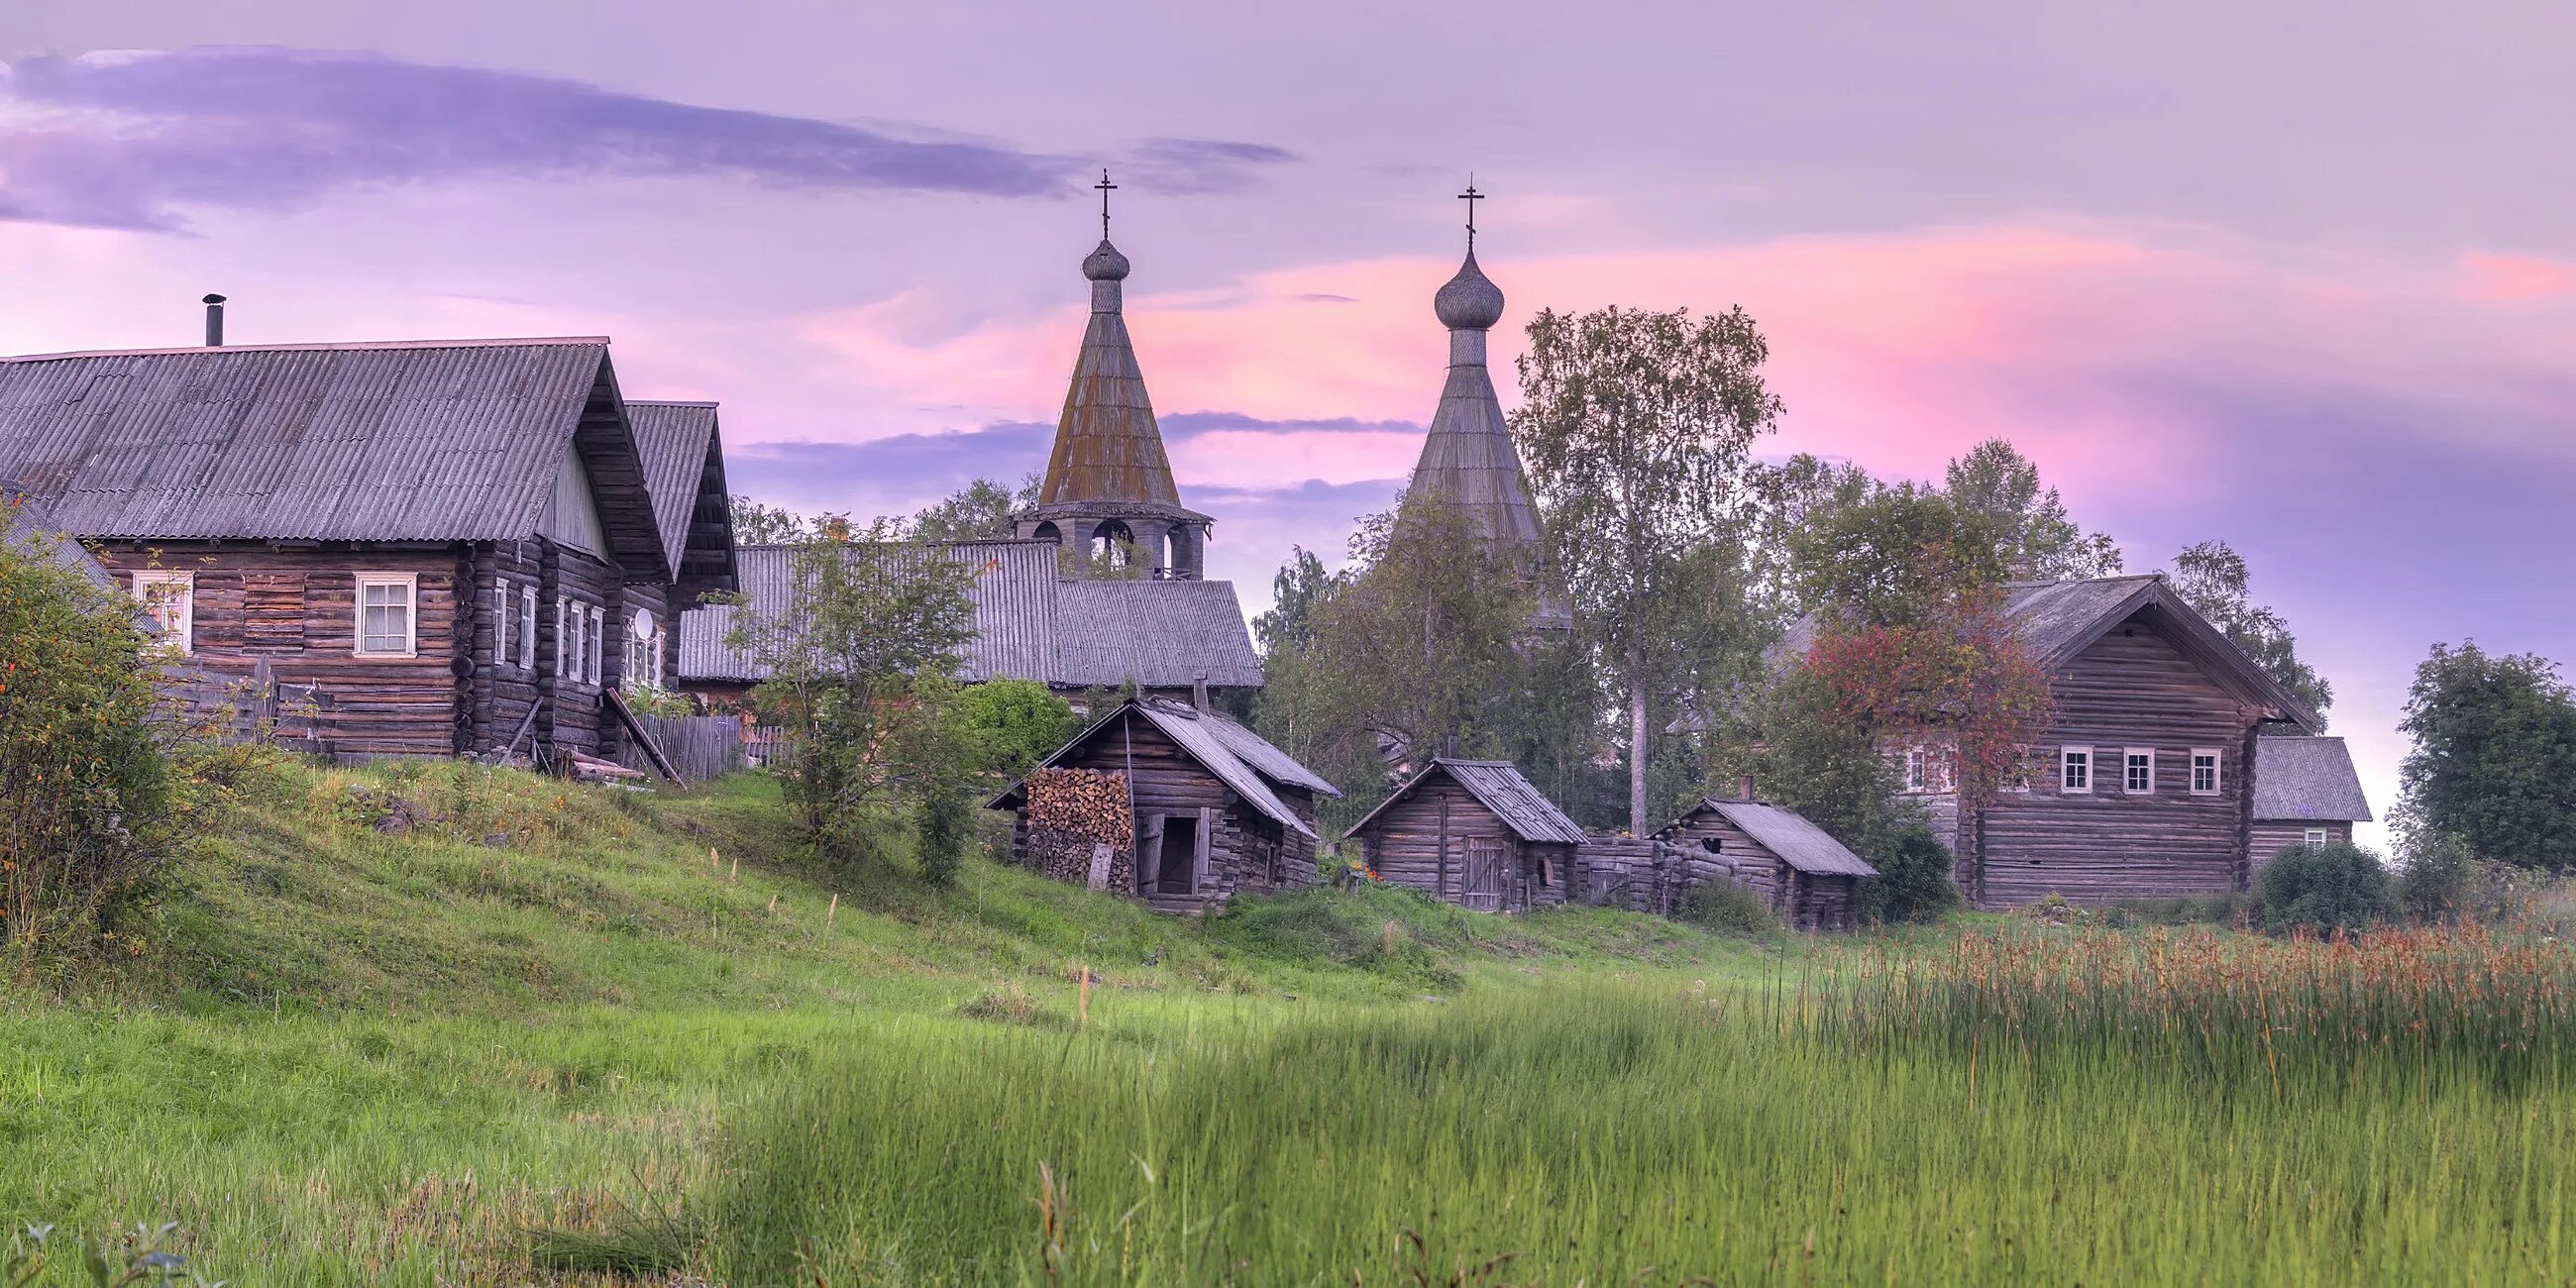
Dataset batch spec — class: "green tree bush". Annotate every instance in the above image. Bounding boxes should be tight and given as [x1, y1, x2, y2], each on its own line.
[2397, 641, 2576, 872]
[0, 504, 174, 972]
[2252, 842, 2397, 935]
[950, 679, 1079, 780]
[1860, 825, 1962, 925]
[1675, 879, 1783, 938]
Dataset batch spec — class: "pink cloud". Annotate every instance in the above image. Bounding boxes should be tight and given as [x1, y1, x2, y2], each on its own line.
[2459, 251, 2576, 302]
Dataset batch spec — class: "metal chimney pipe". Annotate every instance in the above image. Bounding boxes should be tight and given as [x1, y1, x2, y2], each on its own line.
[202, 294, 227, 346]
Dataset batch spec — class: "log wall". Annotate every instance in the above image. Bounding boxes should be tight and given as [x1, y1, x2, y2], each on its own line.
[1970, 622, 2264, 908]
[1660, 809, 1861, 931]
[2250, 819, 2353, 861]
[98, 544, 461, 756]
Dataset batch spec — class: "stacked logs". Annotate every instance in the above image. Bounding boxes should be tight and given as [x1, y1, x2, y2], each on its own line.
[1022, 768, 1135, 890]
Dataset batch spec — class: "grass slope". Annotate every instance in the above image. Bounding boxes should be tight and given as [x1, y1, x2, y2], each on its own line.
[0, 758, 1766, 1283]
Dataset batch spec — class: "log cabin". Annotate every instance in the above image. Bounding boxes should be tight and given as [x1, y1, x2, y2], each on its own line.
[2249, 734, 2374, 859]
[0, 336, 738, 762]
[674, 542, 1264, 711]
[1653, 795, 1878, 932]
[1345, 759, 1585, 912]
[1781, 575, 2325, 909]
[989, 696, 1342, 912]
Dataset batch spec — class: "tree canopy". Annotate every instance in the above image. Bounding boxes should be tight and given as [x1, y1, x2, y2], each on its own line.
[2168, 540, 2333, 725]
[2398, 641, 2576, 872]
[1943, 438, 2122, 581]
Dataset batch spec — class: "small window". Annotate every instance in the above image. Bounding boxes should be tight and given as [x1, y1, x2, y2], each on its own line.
[2191, 749, 2222, 796]
[2124, 748, 2155, 795]
[555, 596, 571, 678]
[2061, 746, 2093, 794]
[518, 585, 538, 670]
[1904, 748, 1928, 793]
[354, 573, 417, 657]
[131, 571, 194, 654]
[586, 604, 605, 686]
[2304, 827, 2328, 850]
[493, 583, 515, 669]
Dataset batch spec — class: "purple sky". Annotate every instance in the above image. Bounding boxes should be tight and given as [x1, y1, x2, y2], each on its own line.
[6, 7, 2574, 842]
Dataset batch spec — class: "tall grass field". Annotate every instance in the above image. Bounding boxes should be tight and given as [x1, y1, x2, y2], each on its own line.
[1, 759, 2569, 1284]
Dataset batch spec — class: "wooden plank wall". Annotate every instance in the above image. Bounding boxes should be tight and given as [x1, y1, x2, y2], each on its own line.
[1972, 622, 2264, 908]
[98, 544, 460, 756]
[2250, 820, 2351, 862]
[1356, 775, 1570, 912]
[1024, 712, 1288, 913]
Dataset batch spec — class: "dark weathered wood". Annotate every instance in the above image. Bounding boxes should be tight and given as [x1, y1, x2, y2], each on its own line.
[1353, 766, 1573, 914]
[605, 687, 683, 784]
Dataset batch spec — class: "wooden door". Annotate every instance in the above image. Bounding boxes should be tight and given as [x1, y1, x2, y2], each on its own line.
[1134, 813, 1164, 895]
[1462, 842, 1508, 911]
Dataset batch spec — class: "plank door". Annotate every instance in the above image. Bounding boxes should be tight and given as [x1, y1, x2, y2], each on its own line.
[1462, 841, 1508, 911]
[1135, 812, 1165, 895]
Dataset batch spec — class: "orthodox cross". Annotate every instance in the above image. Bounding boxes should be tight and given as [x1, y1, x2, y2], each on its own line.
[1096, 169, 1118, 239]
[1457, 178, 1485, 251]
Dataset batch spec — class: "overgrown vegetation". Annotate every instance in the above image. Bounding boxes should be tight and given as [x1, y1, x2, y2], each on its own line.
[2251, 841, 2398, 933]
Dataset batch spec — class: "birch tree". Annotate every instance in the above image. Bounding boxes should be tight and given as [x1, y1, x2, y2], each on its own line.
[1511, 305, 1783, 835]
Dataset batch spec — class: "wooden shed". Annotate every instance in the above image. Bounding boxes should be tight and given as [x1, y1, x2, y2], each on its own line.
[990, 697, 1341, 913]
[2250, 734, 2374, 858]
[1656, 798, 1879, 932]
[1345, 759, 1585, 912]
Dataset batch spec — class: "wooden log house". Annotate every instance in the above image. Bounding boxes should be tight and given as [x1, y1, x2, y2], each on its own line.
[1782, 575, 2327, 909]
[2249, 734, 2374, 858]
[1654, 794, 1879, 932]
[0, 337, 737, 761]
[1345, 759, 1585, 912]
[990, 697, 1342, 913]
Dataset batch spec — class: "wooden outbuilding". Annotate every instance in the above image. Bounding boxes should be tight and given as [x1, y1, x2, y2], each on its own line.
[2249, 734, 2374, 858]
[990, 697, 1341, 913]
[1655, 797, 1879, 932]
[0, 337, 737, 762]
[1345, 758, 1585, 912]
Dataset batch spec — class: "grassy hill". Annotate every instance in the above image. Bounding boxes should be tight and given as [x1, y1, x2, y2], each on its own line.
[0, 757, 1772, 1284]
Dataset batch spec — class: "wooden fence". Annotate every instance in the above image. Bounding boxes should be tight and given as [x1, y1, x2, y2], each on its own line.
[616, 713, 746, 783]
[1570, 837, 1738, 916]
[158, 658, 334, 756]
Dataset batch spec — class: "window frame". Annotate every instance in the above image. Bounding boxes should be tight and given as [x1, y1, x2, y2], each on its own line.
[518, 585, 538, 670]
[130, 570, 195, 655]
[555, 595, 571, 679]
[585, 603, 605, 686]
[352, 572, 419, 659]
[2123, 747, 2156, 795]
[1904, 748, 1928, 794]
[2060, 745, 2093, 795]
[2304, 827, 2329, 850]
[2191, 748, 2223, 796]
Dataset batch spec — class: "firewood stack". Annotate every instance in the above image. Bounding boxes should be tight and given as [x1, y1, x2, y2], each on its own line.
[1021, 768, 1136, 889]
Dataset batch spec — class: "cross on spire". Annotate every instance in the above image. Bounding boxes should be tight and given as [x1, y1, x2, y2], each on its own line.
[1095, 168, 1118, 240]
[1457, 176, 1484, 251]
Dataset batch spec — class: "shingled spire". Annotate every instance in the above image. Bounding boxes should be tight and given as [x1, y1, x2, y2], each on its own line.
[1399, 192, 1566, 627]
[1015, 174, 1214, 579]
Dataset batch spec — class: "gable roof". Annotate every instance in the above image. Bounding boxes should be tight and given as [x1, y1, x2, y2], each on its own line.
[2253, 735, 2374, 822]
[1775, 574, 2322, 732]
[991, 697, 1338, 836]
[676, 541, 1059, 684]
[1665, 799, 1879, 877]
[676, 546, 1263, 692]
[1347, 757, 1587, 845]
[0, 337, 670, 576]
[1053, 579, 1263, 690]
[626, 400, 738, 591]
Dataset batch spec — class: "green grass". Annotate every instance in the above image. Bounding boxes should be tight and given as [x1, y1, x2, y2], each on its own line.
[0, 757, 1771, 1283]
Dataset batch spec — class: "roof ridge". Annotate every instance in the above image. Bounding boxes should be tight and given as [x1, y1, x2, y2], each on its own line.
[1, 336, 612, 364]
[625, 398, 719, 408]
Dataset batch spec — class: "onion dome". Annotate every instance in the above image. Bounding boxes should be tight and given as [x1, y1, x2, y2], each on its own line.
[1434, 251, 1505, 331]
[1082, 239, 1131, 282]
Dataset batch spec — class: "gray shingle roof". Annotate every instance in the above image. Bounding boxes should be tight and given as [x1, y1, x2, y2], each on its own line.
[2253, 735, 2374, 822]
[0, 338, 659, 556]
[1773, 574, 2321, 731]
[1038, 242, 1189, 509]
[1052, 580, 1262, 690]
[1682, 799, 1879, 877]
[992, 697, 1337, 836]
[675, 544, 1260, 692]
[1347, 758, 1586, 845]
[626, 400, 737, 590]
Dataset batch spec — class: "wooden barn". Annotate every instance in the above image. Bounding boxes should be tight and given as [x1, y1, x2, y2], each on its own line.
[2250, 734, 2374, 858]
[990, 697, 1341, 913]
[0, 336, 737, 762]
[1655, 795, 1879, 932]
[1345, 758, 1585, 912]
[1781, 574, 2324, 908]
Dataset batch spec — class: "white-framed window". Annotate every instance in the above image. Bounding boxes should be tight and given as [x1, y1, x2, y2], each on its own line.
[1904, 748, 1928, 793]
[130, 571, 195, 654]
[585, 603, 605, 686]
[555, 596, 571, 678]
[493, 582, 515, 669]
[2191, 748, 2222, 796]
[2124, 748, 2155, 795]
[518, 585, 538, 670]
[2304, 827, 2328, 850]
[2061, 746, 2093, 794]
[354, 573, 418, 657]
